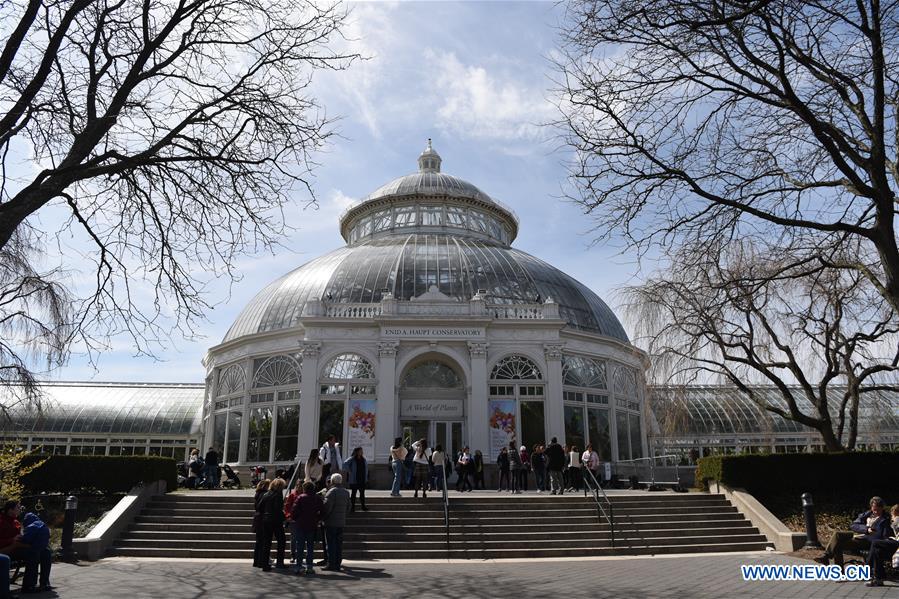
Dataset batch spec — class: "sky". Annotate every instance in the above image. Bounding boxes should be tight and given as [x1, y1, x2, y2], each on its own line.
[47, 1, 645, 383]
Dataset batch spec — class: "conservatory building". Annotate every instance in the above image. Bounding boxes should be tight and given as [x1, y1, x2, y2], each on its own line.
[201, 142, 649, 469]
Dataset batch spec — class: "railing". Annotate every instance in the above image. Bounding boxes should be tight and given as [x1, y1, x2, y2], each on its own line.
[582, 467, 614, 548]
[487, 305, 545, 319]
[439, 463, 450, 555]
[325, 303, 383, 318]
[613, 455, 683, 488]
[286, 456, 303, 492]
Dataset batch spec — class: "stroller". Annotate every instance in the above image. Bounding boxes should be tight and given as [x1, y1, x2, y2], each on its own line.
[221, 464, 241, 488]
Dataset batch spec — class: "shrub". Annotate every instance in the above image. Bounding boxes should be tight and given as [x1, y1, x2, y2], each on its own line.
[696, 452, 899, 518]
[0, 446, 47, 501]
[19, 455, 177, 494]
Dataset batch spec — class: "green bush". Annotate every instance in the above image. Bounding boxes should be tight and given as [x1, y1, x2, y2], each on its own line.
[19, 455, 177, 494]
[696, 452, 899, 518]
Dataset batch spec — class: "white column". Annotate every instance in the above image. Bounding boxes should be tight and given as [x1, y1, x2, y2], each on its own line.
[375, 341, 399, 464]
[544, 343, 565, 445]
[237, 359, 251, 464]
[468, 342, 489, 454]
[297, 342, 321, 460]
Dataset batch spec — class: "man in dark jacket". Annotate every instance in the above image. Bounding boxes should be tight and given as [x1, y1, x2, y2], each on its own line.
[204, 447, 220, 489]
[544, 437, 566, 495]
[322, 473, 351, 571]
[291, 482, 324, 575]
[814, 496, 891, 568]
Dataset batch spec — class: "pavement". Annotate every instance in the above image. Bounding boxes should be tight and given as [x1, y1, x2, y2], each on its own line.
[24, 552, 899, 598]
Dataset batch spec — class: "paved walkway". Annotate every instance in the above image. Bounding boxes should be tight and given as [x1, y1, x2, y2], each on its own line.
[32, 552, 898, 598]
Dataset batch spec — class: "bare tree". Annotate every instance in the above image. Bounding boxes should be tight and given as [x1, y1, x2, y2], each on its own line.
[625, 243, 899, 451]
[555, 0, 899, 313]
[0, 0, 357, 405]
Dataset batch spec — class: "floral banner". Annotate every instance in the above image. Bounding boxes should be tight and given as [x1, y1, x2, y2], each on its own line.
[347, 399, 377, 462]
[488, 399, 516, 463]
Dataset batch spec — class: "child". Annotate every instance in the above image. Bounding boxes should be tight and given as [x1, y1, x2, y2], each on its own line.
[20, 512, 52, 593]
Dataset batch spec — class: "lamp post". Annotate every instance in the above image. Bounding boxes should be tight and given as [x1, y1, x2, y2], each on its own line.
[61, 495, 78, 562]
[802, 492, 822, 549]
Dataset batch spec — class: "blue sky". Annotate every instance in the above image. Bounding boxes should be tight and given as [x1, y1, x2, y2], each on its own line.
[50, 1, 644, 383]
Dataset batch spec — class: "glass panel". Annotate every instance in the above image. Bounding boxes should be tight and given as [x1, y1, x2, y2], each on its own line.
[218, 364, 245, 396]
[247, 407, 273, 463]
[420, 206, 443, 226]
[252, 354, 301, 388]
[322, 354, 375, 380]
[212, 413, 226, 455]
[402, 361, 464, 388]
[587, 407, 611, 461]
[227, 411, 242, 462]
[521, 401, 545, 451]
[446, 206, 467, 226]
[394, 206, 417, 227]
[318, 401, 345, 447]
[490, 355, 543, 380]
[616, 411, 630, 461]
[274, 405, 299, 461]
[400, 420, 429, 447]
[451, 422, 463, 459]
[435, 422, 446, 451]
[629, 413, 643, 459]
[564, 405, 586, 452]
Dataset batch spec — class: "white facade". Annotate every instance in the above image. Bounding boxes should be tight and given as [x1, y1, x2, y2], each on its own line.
[201, 142, 648, 468]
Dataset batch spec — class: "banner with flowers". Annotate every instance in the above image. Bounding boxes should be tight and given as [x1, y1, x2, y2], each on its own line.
[488, 399, 516, 462]
[347, 399, 377, 461]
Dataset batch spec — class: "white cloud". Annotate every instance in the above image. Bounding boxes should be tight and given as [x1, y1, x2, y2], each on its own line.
[427, 50, 555, 142]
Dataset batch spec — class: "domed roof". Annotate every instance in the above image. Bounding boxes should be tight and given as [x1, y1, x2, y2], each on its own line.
[224, 234, 629, 343]
[364, 171, 494, 205]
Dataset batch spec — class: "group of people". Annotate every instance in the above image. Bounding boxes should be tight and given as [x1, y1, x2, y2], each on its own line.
[0, 501, 52, 597]
[387, 436, 605, 497]
[253, 473, 351, 575]
[814, 496, 899, 587]
[186, 447, 221, 488]
[251, 434, 371, 574]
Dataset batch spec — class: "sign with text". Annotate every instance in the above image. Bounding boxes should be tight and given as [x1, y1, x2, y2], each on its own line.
[400, 399, 465, 419]
[347, 399, 376, 461]
[488, 399, 516, 462]
[381, 326, 484, 339]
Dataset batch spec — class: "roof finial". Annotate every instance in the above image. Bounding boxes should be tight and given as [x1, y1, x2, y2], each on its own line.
[418, 138, 441, 173]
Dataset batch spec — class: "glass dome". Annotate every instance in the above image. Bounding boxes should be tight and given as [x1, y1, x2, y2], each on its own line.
[223, 142, 630, 344]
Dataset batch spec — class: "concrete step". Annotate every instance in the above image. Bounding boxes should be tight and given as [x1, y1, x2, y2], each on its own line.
[111, 539, 771, 559]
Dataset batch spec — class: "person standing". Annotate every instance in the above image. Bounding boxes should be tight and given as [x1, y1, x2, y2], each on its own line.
[319, 435, 343, 483]
[187, 449, 202, 488]
[290, 482, 324, 576]
[582, 444, 600, 490]
[389, 438, 407, 497]
[545, 437, 566, 495]
[342, 447, 369, 512]
[431, 445, 446, 492]
[305, 448, 324, 490]
[530, 445, 546, 493]
[568, 446, 582, 491]
[284, 480, 303, 565]
[411, 438, 431, 499]
[508, 441, 523, 494]
[473, 450, 485, 490]
[322, 473, 351, 571]
[497, 447, 511, 491]
[252, 479, 270, 567]
[456, 447, 473, 492]
[258, 478, 288, 571]
[204, 446, 220, 489]
[518, 445, 530, 492]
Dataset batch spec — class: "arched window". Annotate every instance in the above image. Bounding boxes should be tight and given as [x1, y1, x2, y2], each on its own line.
[490, 355, 543, 380]
[612, 365, 638, 398]
[217, 364, 245, 396]
[318, 353, 377, 449]
[322, 353, 375, 380]
[402, 360, 463, 388]
[252, 355, 301, 388]
[562, 355, 607, 389]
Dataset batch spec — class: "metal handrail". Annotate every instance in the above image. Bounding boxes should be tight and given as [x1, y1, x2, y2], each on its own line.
[439, 463, 450, 555]
[286, 456, 303, 492]
[614, 454, 682, 487]
[582, 467, 614, 548]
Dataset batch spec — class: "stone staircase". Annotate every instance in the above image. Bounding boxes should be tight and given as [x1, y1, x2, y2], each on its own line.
[111, 492, 770, 559]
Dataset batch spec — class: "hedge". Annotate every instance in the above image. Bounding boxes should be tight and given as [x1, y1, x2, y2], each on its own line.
[696, 452, 899, 516]
[19, 455, 177, 494]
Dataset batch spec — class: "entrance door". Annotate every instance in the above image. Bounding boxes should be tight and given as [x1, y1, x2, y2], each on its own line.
[434, 421, 463, 483]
